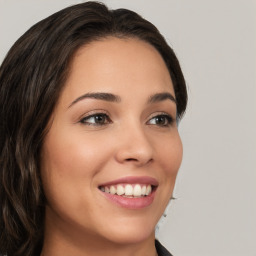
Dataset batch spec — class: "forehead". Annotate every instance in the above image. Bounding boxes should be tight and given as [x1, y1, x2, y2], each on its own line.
[61, 37, 174, 105]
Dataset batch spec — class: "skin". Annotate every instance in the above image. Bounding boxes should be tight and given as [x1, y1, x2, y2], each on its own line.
[40, 37, 183, 256]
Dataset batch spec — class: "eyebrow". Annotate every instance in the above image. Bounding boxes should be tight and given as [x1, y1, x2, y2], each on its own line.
[68, 92, 121, 108]
[148, 92, 176, 104]
[68, 91, 176, 108]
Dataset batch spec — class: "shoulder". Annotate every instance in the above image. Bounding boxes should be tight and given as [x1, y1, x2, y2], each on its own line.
[155, 239, 173, 256]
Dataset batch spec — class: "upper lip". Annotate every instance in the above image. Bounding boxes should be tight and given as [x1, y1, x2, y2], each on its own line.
[98, 176, 159, 187]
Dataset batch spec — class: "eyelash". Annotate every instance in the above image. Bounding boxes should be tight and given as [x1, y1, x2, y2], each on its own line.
[79, 112, 174, 127]
[146, 114, 174, 127]
[79, 112, 111, 126]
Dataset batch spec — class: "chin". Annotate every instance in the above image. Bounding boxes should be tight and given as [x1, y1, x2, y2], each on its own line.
[104, 227, 155, 245]
[95, 213, 158, 245]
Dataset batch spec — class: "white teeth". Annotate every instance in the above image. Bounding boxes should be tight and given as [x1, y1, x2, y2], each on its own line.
[117, 184, 125, 195]
[101, 184, 153, 197]
[145, 185, 152, 195]
[110, 186, 116, 195]
[141, 185, 146, 195]
[124, 184, 133, 196]
[133, 184, 142, 197]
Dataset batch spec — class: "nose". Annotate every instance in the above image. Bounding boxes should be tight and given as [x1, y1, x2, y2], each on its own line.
[114, 124, 154, 167]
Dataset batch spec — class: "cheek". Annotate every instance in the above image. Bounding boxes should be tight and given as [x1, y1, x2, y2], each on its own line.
[160, 132, 183, 169]
[40, 130, 111, 207]
[42, 128, 108, 173]
[150, 132, 182, 220]
[156, 132, 183, 186]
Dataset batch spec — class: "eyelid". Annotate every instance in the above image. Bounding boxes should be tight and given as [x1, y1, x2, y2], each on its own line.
[146, 112, 175, 126]
[76, 110, 175, 127]
[77, 109, 108, 120]
[77, 109, 111, 124]
[147, 111, 174, 121]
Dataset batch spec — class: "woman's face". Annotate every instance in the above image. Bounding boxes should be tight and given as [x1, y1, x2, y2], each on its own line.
[41, 37, 182, 246]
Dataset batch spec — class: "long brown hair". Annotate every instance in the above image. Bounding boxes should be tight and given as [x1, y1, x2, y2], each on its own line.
[0, 2, 187, 255]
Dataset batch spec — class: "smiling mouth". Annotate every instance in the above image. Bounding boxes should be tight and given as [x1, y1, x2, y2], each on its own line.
[98, 176, 158, 208]
[98, 184, 156, 198]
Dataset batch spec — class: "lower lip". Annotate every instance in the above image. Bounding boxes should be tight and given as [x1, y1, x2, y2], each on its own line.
[99, 189, 156, 209]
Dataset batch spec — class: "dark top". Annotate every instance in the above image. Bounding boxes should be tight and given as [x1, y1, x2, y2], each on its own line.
[0, 240, 172, 256]
[155, 240, 173, 256]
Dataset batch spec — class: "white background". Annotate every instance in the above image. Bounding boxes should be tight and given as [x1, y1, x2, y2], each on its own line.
[0, 0, 255, 255]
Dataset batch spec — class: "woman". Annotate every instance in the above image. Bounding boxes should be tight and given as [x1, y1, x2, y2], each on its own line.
[0, 2, 187, 256]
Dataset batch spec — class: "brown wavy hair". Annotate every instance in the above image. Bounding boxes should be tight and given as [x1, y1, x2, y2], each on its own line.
[0, 1, 187, 255]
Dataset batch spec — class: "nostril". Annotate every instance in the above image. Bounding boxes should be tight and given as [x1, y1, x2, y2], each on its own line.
[126, 158, 137, 161]
[125, 158, 153, 165]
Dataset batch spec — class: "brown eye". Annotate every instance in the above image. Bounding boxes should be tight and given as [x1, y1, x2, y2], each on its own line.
[80, 113, 110, 126]
[155, 116, 167, 125]
[93, 114, 106, 124]
[147, 114, 173, 127]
